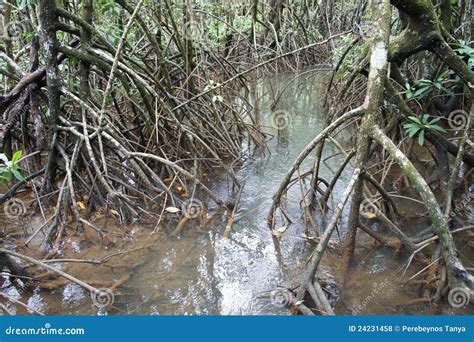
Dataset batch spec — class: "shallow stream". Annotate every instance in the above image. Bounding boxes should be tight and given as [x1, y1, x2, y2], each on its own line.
[2, 70, 473, 316]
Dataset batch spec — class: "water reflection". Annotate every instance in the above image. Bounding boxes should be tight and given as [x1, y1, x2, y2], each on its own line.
[128, 69, 354, 314]
[6, 70, 471, 316]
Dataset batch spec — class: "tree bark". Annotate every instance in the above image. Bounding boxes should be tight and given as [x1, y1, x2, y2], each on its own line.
[38, 0, 61, 193]
[341, 0, 392, 282]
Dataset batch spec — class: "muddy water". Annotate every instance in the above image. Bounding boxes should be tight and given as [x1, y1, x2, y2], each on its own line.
[120, 70, 473, 315]
[2, 70, 473, 315]
[125, 70, 353, 315]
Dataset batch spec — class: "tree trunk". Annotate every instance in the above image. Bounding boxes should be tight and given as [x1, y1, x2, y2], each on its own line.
[341, 0, 392, 283]
[38, 0, 61, 193]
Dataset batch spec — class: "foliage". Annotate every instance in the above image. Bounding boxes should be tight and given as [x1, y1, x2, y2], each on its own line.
[0, 151, 25, 183]
[401, 70, 455, 101]
[453, 40, 474, 70]
[399, 40, 474, 102]
[403, 115, 446, 145]
[334, 34, 361, 78]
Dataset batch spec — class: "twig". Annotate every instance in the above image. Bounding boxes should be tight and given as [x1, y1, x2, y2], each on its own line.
[0, 248, 99, 294]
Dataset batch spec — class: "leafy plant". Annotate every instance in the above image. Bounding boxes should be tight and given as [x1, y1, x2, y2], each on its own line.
[18, 0, 37, 11]
[401, 40, 474, 102]
[401, 82, 418, 101]
[403, 115, 446, 145]
[401, 70, 455, 101]
[454, 40, 474, 70]
[0, 151, 25, 183]
[454, 40, 474, 56]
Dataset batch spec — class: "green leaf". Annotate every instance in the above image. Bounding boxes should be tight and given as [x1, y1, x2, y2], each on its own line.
[403, 123, 418, 130]
[429, 125, 447, 133]
[418, 130, 425, 145]
[0, 154, 9, 164]
[1, 171, 12, 182]
[11, 169, 25, 181]
[418, 79, 432, 86]
[405, 127, 420, 138]
[12, 150, 22, 163]
[428, 117, 442, 124]
[408, 129, 420, 138]
[413, 86, 430, 98]
[18, 0, 28, 10]
[408, 116, 422, 124]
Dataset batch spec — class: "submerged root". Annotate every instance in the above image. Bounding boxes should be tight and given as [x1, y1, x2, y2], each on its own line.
[269, 0, 474, 313]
